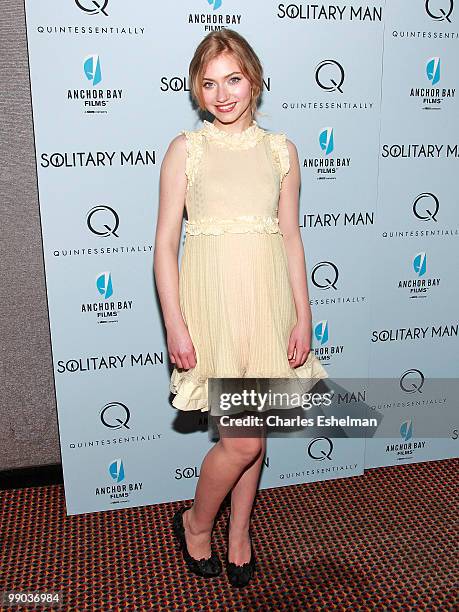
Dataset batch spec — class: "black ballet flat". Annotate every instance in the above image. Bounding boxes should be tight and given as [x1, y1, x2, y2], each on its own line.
[172, 505, 222, 578]
[226, 517, 256, 588]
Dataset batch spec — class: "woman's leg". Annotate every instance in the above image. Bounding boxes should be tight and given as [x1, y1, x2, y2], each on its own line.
[228, 432, 266, 564]
[183, 427, 263, 560]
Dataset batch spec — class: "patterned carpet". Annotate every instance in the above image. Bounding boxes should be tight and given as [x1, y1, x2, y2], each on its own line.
[0, 458, 457, 611]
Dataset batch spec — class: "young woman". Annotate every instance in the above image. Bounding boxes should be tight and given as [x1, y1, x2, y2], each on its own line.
[154, 29, 328, 588]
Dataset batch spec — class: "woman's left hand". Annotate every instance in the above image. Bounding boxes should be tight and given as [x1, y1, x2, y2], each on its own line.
[287, 322, 311, 368]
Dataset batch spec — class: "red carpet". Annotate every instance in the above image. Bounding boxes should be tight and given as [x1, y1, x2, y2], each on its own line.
[1, 458, 457, 610]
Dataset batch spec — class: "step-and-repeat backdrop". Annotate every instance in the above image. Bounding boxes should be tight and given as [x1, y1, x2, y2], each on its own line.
[24, 1, 458, 515]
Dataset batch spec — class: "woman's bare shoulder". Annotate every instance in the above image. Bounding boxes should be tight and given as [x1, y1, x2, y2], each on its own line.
[165, 127, 204, 155]
[167, 132, 187, 152]
[285, 138, 298, 158]
[162, 133, 187, 168]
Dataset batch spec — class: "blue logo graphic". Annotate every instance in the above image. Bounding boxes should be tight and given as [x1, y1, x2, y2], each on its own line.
[319, 127, 334, 155]
[109, 459, 125, 482]
[96, 272, 113, 299]
[314, 320, 329, 345]
[426, 57, 440, 85]
[413, 253, 427, 277]
[84, 55, 102, 86]
[400, 420, 413, 442]
[208, 0, 222, 10]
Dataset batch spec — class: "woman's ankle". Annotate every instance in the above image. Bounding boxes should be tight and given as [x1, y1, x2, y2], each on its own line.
[185, 506, 213, 537]
[228, 516, 250, 536]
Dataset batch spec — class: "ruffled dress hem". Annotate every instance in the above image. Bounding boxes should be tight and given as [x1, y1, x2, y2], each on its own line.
[170, 352, 329, 413]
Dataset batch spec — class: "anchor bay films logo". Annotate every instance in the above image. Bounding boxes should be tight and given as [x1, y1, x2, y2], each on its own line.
[313, 319, 344, 367]
[78, 271, 135, 323]
[303, 127, 352, 180]
[94, 459, 144, 505]
[188, 0, 242, 31]
[66, 54, 124, 114]
[409, 57, 456, 111]
[385, 419, 428, 462]
[396, 252, 441, 299]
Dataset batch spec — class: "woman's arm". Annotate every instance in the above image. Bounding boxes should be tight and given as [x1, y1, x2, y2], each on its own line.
[153, 134, 197, 370]
[278, 139, 313, 367]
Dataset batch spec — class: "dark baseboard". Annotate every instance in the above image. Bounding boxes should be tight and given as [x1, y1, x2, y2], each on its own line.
[0, 464, 63, 490]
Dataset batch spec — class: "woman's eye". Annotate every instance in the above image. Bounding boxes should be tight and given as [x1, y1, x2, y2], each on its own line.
[202, 77, 241, 89]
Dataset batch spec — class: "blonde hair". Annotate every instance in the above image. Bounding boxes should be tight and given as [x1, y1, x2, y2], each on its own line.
[188, 29, 264, 119]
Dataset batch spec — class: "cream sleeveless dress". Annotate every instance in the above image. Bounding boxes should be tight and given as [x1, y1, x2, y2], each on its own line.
[170, 119, 328, 412]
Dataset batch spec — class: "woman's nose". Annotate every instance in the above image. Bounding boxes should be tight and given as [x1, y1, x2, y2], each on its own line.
[216, 86, 229, 102]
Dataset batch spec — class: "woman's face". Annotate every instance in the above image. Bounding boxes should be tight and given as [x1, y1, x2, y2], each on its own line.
[201, 52, 252, 124]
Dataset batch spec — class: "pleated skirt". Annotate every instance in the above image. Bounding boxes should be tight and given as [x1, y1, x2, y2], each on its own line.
[170, 233, 329, 412]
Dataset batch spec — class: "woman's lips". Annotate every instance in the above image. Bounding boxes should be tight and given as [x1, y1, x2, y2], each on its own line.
[215, 102, 236, 113]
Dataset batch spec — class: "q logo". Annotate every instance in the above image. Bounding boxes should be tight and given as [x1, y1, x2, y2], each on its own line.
[412, 192, 439, 222]
[400, 369, 425, 394]
[315, 60, 345, 93]
[307, 437, 334, 461]
[86, 205, 120, 237]
[75, 0, 109, 16]
[311, 261, 339, 291]
[100, 402, 131, 430]
[425, 0, 454, 22]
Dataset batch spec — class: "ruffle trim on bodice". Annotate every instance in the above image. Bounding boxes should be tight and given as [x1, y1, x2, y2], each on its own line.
[180, 130, 203, 190]
[184, 215, 283, 236]
[268, 133, 291, 189]
[202, 119, 266, 150]
[180, 125, 291, 191]
[170, 351, 329, 413]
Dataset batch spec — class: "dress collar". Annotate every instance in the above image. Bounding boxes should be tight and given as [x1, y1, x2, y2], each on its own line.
[202, 119, 265, 150]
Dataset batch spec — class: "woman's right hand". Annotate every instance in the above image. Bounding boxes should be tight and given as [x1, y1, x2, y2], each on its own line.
[167, 322, 197, 370]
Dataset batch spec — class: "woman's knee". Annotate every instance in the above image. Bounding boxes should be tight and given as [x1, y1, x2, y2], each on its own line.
[221, 436, 263, 464]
